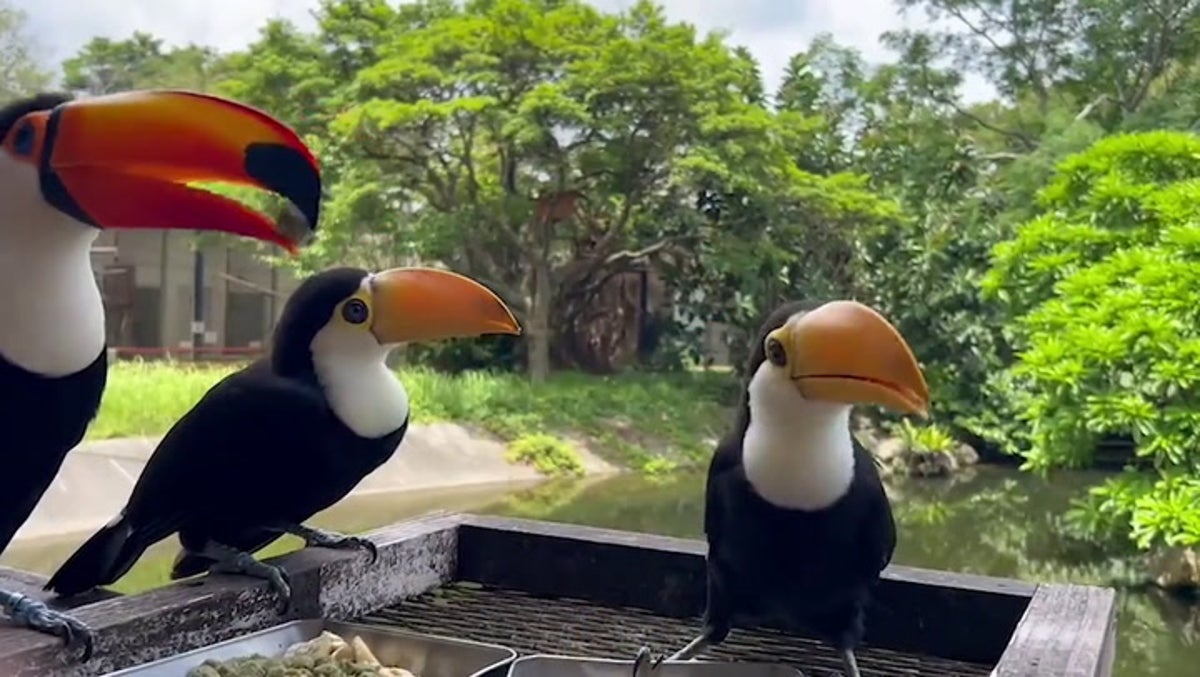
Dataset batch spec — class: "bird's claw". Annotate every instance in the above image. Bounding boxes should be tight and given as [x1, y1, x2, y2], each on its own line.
[313, 535, 378, 565]
[292, 525, 378, 565]
[210, 552, 293, 614]
[0, 592, 94, 661]
[632, 646, 666, 675]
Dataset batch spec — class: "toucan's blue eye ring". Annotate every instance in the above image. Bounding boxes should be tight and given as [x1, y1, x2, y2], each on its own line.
[11, 122, 34, 156]
[342, 298, 369, 325]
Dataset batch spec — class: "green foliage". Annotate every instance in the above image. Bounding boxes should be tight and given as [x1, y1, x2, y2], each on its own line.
[792, 35, 1015, 441]
[985, 131, 1200, 548]
[317, 0, 818, 379]
[89, 360, 237, 441]
[95, 361, 728, 470]
[506, 433, 585, 477]
[639, 456, 679, 477]
[405, 335, 523, 374]
[895, 420, 956, 456]
[54, 0, 1200, 567]
[0, 2, 51, 102]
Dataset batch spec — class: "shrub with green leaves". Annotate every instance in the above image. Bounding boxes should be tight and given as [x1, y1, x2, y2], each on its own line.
[506, 433, 585, 477]
[895, 420, 956, 456]
[982, 131, 1200, 549]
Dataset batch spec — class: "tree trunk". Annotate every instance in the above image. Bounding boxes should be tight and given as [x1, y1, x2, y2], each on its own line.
[526, 260, 553, 383]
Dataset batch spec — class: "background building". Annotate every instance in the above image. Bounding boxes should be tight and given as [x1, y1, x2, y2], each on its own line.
[91, 230, 301, 358]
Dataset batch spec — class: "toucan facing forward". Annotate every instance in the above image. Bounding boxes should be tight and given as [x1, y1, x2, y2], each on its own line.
[0, 90, 320, 659]
[46, 266, 520, 612]
[639, 300, 930, 677]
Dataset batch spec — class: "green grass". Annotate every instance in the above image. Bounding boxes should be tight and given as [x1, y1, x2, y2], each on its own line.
[90, 360, 735, 468]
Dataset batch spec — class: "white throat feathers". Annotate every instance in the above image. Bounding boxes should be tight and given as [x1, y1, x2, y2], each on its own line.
[309, 279, 410, 438]
[0, 154, 105, 377]
[741, 361, 856, 511]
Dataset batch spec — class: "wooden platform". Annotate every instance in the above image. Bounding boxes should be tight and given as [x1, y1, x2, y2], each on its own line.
[0, 512, 1118, 677]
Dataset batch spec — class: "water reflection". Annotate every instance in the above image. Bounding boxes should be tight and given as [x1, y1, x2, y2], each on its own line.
[480, 467, 1198, 677]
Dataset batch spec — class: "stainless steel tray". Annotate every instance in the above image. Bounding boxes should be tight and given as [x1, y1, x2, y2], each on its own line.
[506, 655, 804, 677]
[104, 619, 518, 677]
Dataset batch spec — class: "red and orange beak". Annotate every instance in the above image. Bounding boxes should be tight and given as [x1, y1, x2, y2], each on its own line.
[0, 90, 321, 253]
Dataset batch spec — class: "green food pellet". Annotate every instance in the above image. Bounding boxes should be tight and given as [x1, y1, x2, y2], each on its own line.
[184, 646, 404, 677]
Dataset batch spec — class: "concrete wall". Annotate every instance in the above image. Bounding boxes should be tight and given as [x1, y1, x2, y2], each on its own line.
[93, 230, 301, 351]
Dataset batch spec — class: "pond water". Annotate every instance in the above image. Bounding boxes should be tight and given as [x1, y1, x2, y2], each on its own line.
[4, 467, 1194, 676]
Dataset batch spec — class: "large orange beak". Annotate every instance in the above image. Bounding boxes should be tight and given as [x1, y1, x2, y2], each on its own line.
[768, 301, 931, 417]
[368, 268, 522, 344]
[0, 90, 320, 253]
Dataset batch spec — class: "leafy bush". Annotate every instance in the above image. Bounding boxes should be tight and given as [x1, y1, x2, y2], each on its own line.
[895, 420, 957, 456]
[506, 434, 585, 477]
[983, 131, 1200, 549]
[857, 200, 1013, 446]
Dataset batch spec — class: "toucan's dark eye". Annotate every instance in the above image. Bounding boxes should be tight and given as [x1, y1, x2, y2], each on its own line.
[11, 122, 34, 156]
[342, 298, 369, 324]
[765, 337, 787, 367]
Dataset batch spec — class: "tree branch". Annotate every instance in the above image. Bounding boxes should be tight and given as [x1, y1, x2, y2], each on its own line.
[1074, 94, 1108, 122]
[919, 65, 1038, 150]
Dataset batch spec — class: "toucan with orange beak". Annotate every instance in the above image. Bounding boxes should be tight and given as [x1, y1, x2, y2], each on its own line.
[0, 90, 321, 659]
[46, 267, 520, 618]
[637, 300, 930, 677]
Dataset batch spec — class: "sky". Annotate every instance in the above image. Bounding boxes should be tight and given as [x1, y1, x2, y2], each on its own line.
[13, 0, 994, 101]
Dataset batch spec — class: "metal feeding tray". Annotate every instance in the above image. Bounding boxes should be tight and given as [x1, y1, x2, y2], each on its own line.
[104, 619, 518, 677]
[506, 655, 804, 677]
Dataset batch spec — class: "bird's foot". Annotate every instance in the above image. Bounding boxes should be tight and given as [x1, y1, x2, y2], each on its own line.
[840, 648, 861, 677]
[278, 523, 378, 565]
[0, 590, 94, 661]
[666, 632, 711, 662]
[632, 646, 667, 675]
[205, 545, 293, 614]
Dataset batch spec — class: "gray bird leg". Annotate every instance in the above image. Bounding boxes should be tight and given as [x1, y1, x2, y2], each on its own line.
[268, 523, 378, 564]
[631, 646, 661, 676]
[0, 589, 93, 661]
[668, 633, 712, 661]
[840, 649, 861, 677]
[631, 633, 711, 675]
[199, 541, 292, 614]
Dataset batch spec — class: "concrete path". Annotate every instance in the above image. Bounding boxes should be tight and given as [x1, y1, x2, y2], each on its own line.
[11, 422, 618, 543]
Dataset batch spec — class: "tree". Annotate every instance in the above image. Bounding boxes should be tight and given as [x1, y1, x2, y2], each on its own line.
[0, 2, 50, 103]
[62, 32, 168, 95]
[768, 33, 1020, 445]
[315, 0, 811, 382]
[891, 0, 1200, 133]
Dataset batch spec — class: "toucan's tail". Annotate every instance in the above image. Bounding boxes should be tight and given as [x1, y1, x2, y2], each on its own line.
[44, 516, 140, 597]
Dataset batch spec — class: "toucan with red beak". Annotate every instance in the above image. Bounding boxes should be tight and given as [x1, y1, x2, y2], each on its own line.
[0, 90, 321, 660]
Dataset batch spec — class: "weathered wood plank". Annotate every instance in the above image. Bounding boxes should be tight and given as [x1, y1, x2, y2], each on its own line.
[991, 583, 1117, 677]
[455, 514, 1035, 665]
[317, 512, 460, 619]
[0, 511, 461, 677]
[0, 566, 121, 611]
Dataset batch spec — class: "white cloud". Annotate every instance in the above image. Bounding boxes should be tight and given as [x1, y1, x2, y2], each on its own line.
[14, 0, 993, 100]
